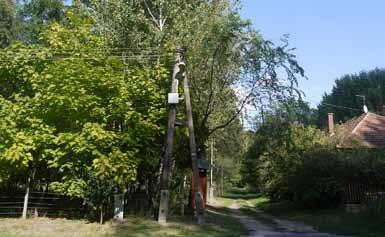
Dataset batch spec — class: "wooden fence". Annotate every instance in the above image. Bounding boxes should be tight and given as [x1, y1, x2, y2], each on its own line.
[343, 183, 385, 214]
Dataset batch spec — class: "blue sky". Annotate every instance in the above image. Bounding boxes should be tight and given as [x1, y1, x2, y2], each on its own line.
[240, 0, 385, 107]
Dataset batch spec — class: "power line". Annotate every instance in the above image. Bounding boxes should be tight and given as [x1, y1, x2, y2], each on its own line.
[304, 97, 363, 112]
[319, 103, 362, 112]
[0, 54, 172, 63]
[0, 47, 176, 53]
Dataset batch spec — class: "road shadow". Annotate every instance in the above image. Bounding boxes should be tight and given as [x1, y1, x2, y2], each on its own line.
[221, 192, 263, 200]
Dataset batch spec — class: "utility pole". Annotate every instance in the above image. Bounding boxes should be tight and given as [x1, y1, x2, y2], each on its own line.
[158, 48, 183, 225]
[183, 49, 205, 224]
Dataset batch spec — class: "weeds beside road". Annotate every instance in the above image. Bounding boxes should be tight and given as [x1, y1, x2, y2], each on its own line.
[0, 204, 248, 237]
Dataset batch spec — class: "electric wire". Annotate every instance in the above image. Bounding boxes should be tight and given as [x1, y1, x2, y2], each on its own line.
[318, 103, 362, 112]
[0, 47, 176, 62]
[0, 47, 176, 53]
[0, 54, 173, 63]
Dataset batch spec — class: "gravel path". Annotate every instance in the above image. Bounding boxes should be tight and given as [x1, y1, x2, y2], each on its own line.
[229, 201, 347, 237]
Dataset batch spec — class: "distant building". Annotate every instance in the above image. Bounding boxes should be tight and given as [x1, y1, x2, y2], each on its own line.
[328, 110, 385, 148]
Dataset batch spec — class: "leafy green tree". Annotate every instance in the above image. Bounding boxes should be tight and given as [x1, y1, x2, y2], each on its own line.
[89, 1, 306, 216]
[241, 100, 326, 191]
[0, 0, 16, 48]
[317, 68, 385, 127]
[212, 119, 252, 193]
[18, 0, 65, 43]
[0, 0, 308, 220]
[0, 8, 169, 220]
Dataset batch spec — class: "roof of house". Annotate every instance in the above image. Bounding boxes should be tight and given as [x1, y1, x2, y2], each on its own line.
[343, 112, 385, 147]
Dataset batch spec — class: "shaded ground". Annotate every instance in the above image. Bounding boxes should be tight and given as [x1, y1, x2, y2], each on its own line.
[221, 189, 385, 237]
[221, 200, 346, 237]
[255, 199, 385, 237]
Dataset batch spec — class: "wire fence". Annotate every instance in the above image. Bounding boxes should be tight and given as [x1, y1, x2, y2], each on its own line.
[0, 191, 83, 218]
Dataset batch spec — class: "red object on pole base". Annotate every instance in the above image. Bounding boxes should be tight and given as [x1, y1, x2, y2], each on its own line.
[192, 170, 208, 210]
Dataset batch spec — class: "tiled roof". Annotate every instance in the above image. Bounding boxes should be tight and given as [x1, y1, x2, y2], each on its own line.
[344, 112, 385, 147]
[343, 113, 367, 132]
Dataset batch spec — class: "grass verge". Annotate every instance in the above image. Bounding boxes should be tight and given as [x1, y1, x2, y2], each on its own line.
[0, 204, 247, 237]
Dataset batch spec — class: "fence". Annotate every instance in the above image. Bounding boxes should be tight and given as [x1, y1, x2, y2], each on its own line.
[343, 182, 385, 204]
[124, 192, 151, 215]
[0, 189, 161, 219]
[0, 191, 82, 218]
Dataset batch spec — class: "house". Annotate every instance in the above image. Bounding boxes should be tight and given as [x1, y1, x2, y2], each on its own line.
[328, 110, 385, 148]
[328, 111, 385, 211]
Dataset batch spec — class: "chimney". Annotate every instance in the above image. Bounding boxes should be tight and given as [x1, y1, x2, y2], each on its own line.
[328, 113, 335, 136]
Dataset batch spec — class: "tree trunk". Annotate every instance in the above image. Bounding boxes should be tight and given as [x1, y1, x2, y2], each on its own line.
[22, 176, 31, 219]
[22, 167, 36, 219]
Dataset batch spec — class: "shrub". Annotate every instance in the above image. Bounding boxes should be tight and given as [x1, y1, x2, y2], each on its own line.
[250, 122, 385, 208]
[289, 148, 385, 208]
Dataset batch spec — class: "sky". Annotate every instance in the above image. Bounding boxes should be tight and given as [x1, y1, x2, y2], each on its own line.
[240, 0, 385, 107]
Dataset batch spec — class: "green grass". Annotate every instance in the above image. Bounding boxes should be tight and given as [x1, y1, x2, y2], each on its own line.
[0, 204, 248, 237]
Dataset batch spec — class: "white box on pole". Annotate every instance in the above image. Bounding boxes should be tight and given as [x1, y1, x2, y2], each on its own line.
[168, 93, 179, 104]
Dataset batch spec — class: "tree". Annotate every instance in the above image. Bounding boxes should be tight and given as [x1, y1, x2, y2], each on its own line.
[87, 0, 306, 220]
[18, 0, 65, 43]
[211, 119, 253, 193]
[0, 0, 16, 48]
[317, 68, 385, 127]
[0, 0, 307, 221]
[0, 8, 169, 220]
[241, 100, 321, 190]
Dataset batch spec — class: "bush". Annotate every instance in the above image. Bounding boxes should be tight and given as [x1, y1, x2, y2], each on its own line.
[289, 149, 344, 208]
[288, 149, 385, 208]
[254, 124, 331, 203]
[247, 122, 385, 208]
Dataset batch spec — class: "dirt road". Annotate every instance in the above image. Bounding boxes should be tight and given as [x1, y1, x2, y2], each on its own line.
[228, 201, 347, 237]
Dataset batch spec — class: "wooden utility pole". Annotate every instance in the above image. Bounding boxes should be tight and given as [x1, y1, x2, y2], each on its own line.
[183, 51, 205, 224]
[158, 49, 183, 225]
